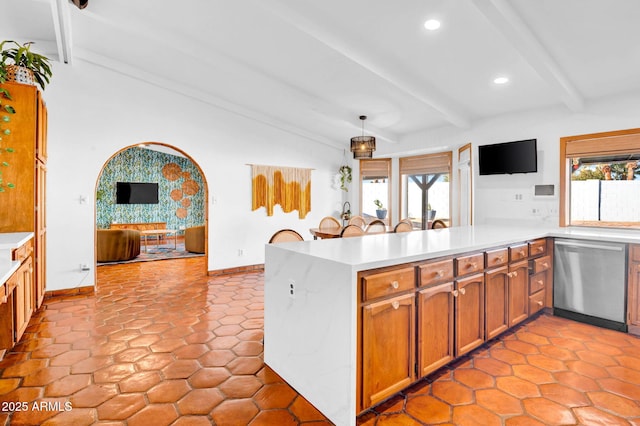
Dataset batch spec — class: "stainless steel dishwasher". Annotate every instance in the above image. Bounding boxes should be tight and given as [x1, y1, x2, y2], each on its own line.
[553, 238, 627, 331]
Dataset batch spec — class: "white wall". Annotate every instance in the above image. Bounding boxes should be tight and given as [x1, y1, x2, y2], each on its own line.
[44, 60, 344, 291]
[377, 91, 640, 226]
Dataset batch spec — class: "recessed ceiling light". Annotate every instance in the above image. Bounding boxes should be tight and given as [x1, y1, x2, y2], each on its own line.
[424, 19, 441, 31]
[493, 76, 509, 85]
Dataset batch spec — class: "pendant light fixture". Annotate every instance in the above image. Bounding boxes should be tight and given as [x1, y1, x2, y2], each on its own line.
[350, 115, 376, 159]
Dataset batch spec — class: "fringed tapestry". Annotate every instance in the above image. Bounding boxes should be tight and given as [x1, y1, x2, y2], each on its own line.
[251, 165, 312, 219]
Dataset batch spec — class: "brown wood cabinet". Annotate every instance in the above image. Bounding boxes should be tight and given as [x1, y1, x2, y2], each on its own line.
[508, 260, 529, 327]
[13, 256, 33, 343]
[359, 267, 416, 410]
[357, 238, 554, 413]
[0, 81, 46, 354]
[455, 273, 485, 356]
[417, 281, 454, 377]
[628, 245, 640, 335]
[485, 266, 509, 340]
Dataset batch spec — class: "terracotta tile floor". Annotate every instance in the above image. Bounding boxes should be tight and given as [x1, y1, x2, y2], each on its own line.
[0, 257, 638, 425]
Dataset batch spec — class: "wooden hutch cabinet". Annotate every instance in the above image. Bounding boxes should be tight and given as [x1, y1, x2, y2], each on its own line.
[0, 82, 47, 354]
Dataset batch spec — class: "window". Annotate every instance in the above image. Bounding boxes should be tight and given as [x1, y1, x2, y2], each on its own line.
[399, 152, 452, 229]
[560, 128, 640, 228]
[360, 159, 391, 225]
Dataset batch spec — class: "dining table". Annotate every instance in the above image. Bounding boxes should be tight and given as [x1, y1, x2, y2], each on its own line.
[309, 226, 393, 240]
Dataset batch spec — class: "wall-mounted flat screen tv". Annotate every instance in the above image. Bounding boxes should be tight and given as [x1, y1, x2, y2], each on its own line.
[116, 182, 159, 204]
[478, 139, 538, 175]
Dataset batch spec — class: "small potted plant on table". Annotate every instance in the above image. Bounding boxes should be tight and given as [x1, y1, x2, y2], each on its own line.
[374, 199, 387, 220]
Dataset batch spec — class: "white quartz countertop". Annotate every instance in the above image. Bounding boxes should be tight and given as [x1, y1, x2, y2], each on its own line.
[0, 232, 34, 285]
[270, 225, 640, 271]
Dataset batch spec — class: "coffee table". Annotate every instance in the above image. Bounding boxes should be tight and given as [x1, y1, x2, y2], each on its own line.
[140, 229, 177, 252]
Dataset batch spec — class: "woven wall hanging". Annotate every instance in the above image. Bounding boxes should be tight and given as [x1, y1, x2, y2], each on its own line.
[250, 164, 312, 219]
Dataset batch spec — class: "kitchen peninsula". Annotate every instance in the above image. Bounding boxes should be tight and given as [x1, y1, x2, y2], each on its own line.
[264, 224, 640, 426]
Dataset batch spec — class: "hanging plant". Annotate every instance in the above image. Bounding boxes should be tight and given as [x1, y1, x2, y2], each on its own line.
[339, 165, 352, 192]
[0, 87, 15, 192]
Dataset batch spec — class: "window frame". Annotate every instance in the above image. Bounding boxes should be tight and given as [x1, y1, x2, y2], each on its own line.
[398, 151, 452, 229]
[359, 158, 392, 226]
[560, 127, 640, 227]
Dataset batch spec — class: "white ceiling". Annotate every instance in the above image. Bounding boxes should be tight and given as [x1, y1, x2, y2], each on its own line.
[3, 0, 640, 150]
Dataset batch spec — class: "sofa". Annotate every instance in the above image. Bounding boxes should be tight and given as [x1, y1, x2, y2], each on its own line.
[185, 225, 205, 253]
[97, 229, 141, 262]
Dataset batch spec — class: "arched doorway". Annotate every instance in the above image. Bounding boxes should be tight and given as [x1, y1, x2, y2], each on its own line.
[94, 142, 208, 276]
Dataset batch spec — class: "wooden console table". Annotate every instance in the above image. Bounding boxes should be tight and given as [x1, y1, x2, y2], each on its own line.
[110, 222, 167, 231]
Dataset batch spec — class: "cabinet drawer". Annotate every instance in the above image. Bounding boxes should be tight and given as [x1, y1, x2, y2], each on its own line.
[530, 271, 546, 295]
[631, 245, 640, 262]
[485, 248, 508, 269]
[509, 244, 529, 262]
[455, 253, 484, 276]
[529, 290, 545, 315]
[418, 258, 454, 287]
[12, 239, 33, 263]
[529, 239, 546, 257]
[532, 256, 551, 274]
[362, 267, 415, 301]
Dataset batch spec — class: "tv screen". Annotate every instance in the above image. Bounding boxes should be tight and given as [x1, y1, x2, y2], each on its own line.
[478, 139, 537, 175]
[116, 182, 159, 204]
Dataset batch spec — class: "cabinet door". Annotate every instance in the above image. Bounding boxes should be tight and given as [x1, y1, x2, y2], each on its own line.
[417, 282, 454, 377]
[14, 257, 34, 343]
[485, 266, 509, 340]
[508, 260, 529, 327]
[362, 293, 415, 408]
[36, 163, 46, 308]
[455, 273, 485, 356]
[629, 260, 640, 332]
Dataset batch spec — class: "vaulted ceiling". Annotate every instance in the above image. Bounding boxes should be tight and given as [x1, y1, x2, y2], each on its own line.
[4, 0, 640, 150]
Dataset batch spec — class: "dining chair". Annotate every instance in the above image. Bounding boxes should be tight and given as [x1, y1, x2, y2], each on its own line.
[365, 220, 386, 234]
[269, 229, 304, 243]
[319, 216, 341, 230]
[394, 221, 413, 233]
[431, 219, 447, 229]
[399, 218, 413, 226]
[340, 224, 365, 238]
[348, 215, 367, 229]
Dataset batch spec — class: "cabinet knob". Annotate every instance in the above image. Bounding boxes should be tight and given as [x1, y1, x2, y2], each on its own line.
[497, 256, 504, 262]
[436, 270, 444, 278]
[392, 301, 400, 310]
[468, 262, 477, 269]
[507, 272, 513, 278]
[537, 301, 543, 306]
[542, 262, 549, 268]
[391, 281, 399, 289]
[519, 250, 525, 257]
[459, 287, 466, 295]
[537, 280, 543, 286]
[512, 271, 518, 277]
[537, 246, 544, 252]
[452, 289, 459, 297]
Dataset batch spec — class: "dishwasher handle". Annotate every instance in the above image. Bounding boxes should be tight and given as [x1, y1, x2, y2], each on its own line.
[554, 240, 625, 252]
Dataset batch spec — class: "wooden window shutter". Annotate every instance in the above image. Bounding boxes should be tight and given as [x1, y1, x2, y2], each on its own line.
[399, 152, 451, 175]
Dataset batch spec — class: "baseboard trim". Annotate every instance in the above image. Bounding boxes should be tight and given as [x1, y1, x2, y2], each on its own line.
[45, 285, 95, 300]
[208, 264, 264, 277]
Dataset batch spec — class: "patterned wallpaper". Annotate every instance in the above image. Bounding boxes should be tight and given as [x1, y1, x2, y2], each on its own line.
[96, 147, 205, 231]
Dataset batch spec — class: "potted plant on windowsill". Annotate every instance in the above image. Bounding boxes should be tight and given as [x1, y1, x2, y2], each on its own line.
[374, 199, 387, 220]
[427, 203, 436, 220]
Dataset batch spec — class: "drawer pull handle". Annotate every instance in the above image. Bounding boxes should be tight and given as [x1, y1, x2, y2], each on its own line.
[519, 250, 525, 256]
[512, 271, 518, 277]
[542, 262, 549, 268]
[392, 301, 400, 310]
[537, 301, 543, 306]
[507, 272, 513, 278]
[497, 255, 504, 262]
[391, 281, 399, 289]
[536, 280, 543, 286]
[459, 288, 466, 295]
[468, 262, 477, 269]
[452, 290, 459, 297]
[537, 246, 544, 252]
[436, 270, 444, 278]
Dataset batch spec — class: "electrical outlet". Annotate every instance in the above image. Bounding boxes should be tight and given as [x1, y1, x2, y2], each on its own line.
[237, 249, 244, 256]
[288, 279, 295, 299]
